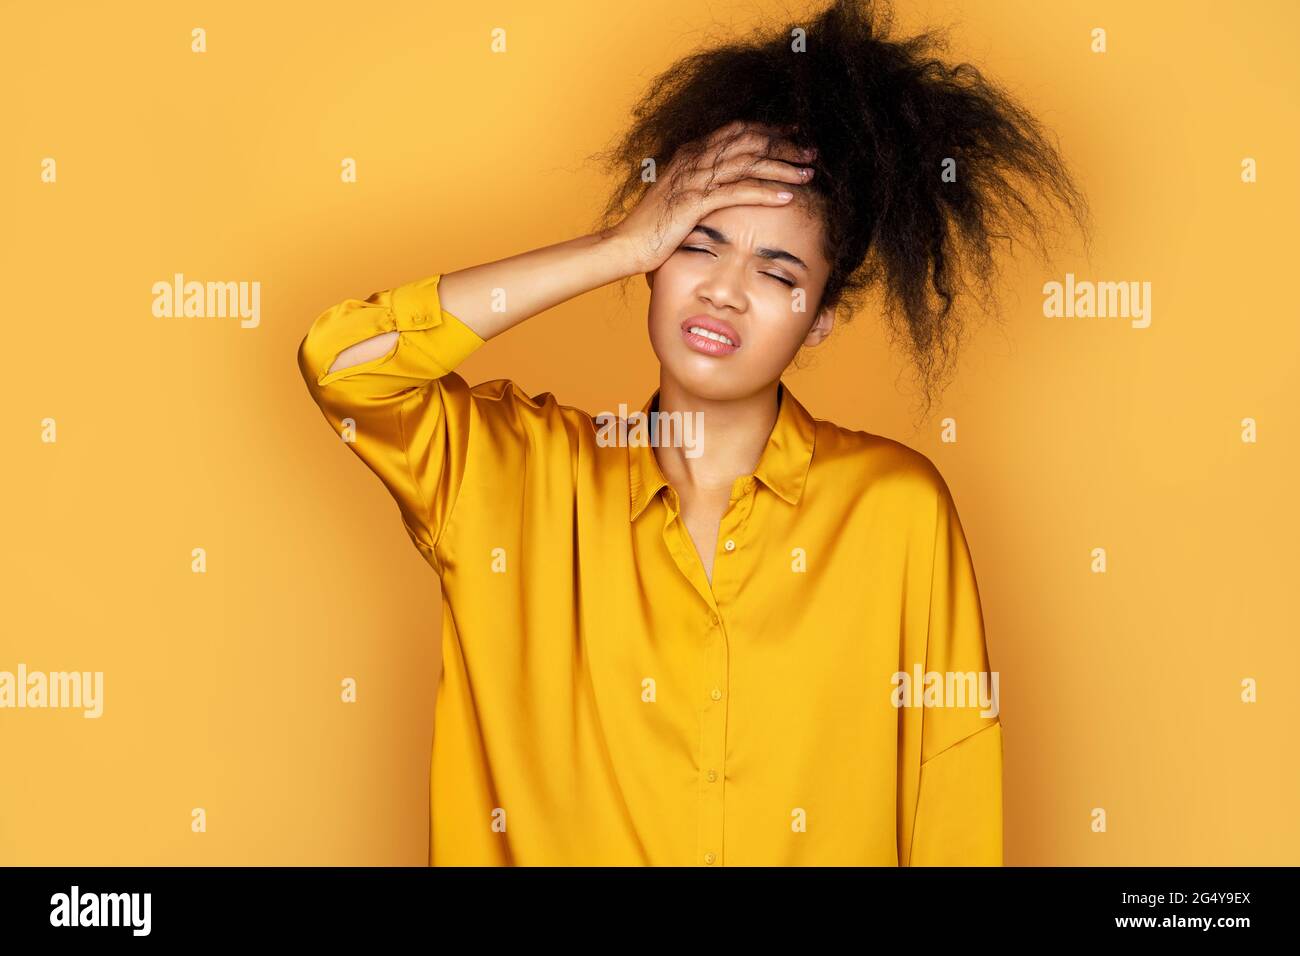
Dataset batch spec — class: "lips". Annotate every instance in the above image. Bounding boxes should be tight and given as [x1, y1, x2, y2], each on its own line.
[680, 315, 742, 347]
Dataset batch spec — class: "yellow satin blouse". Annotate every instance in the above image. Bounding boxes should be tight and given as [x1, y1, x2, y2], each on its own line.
[297, 272, 1003, 866]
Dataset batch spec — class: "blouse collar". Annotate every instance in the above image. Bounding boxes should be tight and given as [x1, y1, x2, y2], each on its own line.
[629, 380, 817, 522]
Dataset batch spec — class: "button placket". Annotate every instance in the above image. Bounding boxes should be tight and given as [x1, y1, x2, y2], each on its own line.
[698, 602, 728, 866]
[709, 478, 755, 607]
[693, 478, 759, 866]
[661, 493, 720, 614]
[657, 479, 750, 867]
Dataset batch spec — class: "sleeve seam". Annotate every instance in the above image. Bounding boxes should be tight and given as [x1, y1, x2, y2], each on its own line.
[905, 482, 944, 866]
[920, 720, 1001, 769]
[397, 385, 447, 573]
[429, 381, 466, 568]
[919, 487, 943, 716]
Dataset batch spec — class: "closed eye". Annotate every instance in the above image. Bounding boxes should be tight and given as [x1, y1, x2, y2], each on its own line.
[680, 246, 796, 287]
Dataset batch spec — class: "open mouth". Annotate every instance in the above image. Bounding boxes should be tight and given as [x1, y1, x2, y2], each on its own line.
[680, 317, 741, 355]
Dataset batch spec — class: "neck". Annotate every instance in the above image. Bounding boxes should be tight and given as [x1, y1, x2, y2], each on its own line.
[651, 377, 781, 495]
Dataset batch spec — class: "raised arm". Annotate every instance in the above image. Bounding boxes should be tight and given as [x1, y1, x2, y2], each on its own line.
[322, 231, 637, 377]
[295, 230, 639, 571]
[297, 122, 812, 570]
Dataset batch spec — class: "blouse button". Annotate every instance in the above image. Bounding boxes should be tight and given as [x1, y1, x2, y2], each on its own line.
[707, 769, 717, 782]
[710, 687, 722, 701]
[724, 539, 736, 551]
[704, 852, 716, 865]
[710, 612, 720, 626]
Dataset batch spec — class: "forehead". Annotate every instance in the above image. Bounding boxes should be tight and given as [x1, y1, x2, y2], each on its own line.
[695, 200, 826, 257]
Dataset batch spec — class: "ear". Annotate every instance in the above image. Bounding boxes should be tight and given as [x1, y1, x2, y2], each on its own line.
[802, 303, 836, 348]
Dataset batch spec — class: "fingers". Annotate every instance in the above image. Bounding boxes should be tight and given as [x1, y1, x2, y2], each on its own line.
[698, 121, 817, 173]
[704, 119, 799, 153]
[711, 120, 814, 153]
[696, 176, 801, 214]
[696, 154, 814, 188]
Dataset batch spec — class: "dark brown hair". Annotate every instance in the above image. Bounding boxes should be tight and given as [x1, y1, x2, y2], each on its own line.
[588, 0, 1091, 417]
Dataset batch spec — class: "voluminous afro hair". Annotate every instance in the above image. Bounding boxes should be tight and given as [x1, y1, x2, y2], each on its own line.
[588, 0, 1090, 417]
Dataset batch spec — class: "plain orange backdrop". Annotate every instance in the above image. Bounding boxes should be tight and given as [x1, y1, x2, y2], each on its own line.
[2, 0, 1297, 864]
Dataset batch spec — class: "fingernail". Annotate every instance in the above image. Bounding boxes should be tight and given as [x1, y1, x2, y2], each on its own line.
[777, 191, 794, 200]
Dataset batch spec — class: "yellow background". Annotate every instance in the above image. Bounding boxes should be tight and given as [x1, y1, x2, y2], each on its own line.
[2, 0, 1296, 865]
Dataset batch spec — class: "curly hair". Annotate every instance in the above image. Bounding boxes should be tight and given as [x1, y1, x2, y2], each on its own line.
[587, 0, 1091, 418]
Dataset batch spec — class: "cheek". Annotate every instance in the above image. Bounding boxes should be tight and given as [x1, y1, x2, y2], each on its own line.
[751, 317, 811, 363]
[651, 255, 699, 293]
[646, 261, 699, 325]
[756, 286, 810, 333]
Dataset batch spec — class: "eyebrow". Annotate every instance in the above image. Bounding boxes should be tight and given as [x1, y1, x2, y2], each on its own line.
[687, 224, 809, 272]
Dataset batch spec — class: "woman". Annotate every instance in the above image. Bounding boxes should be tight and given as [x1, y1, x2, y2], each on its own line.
[297, 0, 1087, 866]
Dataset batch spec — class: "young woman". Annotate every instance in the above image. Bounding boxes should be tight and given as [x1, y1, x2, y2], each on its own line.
[298, 0, 1087, 866]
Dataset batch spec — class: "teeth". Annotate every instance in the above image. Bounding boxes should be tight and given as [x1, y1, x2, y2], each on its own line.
[688, 326, 735, 346]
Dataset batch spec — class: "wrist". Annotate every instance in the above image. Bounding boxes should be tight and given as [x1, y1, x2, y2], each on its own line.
[592, 227, 649, 279]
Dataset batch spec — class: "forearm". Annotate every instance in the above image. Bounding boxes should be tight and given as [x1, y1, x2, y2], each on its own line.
[438, 231, 639, 343]
[325, 231, 638, 376]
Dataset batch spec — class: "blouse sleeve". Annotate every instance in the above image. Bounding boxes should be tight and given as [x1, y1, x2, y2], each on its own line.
[900, 475, 1004, 866]
[296, 273, 487, 572]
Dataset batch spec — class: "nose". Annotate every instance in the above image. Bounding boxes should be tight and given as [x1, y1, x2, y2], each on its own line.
[695, 255, 747, 313]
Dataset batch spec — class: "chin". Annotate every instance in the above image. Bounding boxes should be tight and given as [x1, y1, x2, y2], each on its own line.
[663, 358, 769, 403]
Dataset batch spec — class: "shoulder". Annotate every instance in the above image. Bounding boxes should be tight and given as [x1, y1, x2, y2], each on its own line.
[463, 377, 592, 429]
[421, 376, 599, 456]
[811, 417, 954, 513]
